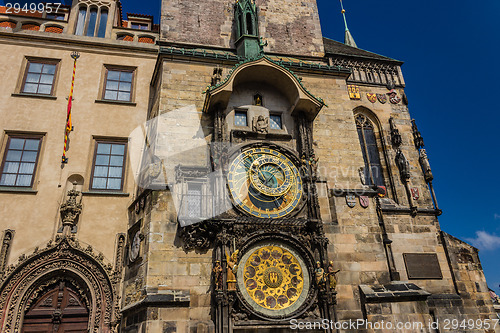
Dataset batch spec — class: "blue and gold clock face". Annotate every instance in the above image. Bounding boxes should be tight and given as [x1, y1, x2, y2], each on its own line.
[227, 147, 302, 218]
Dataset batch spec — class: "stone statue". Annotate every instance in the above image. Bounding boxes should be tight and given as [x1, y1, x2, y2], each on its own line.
[213, 260, 223, 290]
[315, 261, 326, 289]
[327, 261, 340, 291]
[419, 149, 433, 182]
[358, 166, 366, 185]
[252, 115, 268, 134]
[211, 66, 222, 86]
[309, 153, 319, 176]
[226, 250, 239, 291]
[395, 149, 410, 181]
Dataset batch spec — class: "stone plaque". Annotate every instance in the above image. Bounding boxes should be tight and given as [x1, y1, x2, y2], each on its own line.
[403, 253, 443, 279]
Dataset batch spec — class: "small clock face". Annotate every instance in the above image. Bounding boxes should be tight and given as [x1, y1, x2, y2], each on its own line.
[129, 231, 141, 262]
[227, 147, 302, 218]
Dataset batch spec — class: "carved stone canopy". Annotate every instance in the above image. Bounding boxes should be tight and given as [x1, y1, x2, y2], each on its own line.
[203, 57, 325, 121]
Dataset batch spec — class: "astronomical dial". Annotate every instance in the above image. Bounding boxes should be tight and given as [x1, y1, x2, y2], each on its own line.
[227, 147, 302, 218]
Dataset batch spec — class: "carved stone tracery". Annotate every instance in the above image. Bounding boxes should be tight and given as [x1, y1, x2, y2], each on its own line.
[0, 237, 118, 332]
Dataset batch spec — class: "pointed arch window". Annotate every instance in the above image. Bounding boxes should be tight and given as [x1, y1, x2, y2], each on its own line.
[355, 114, 385, 187]
[246, 13, 253, 35]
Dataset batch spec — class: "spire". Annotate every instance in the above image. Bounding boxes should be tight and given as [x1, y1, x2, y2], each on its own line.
[339, 0, 357, 48]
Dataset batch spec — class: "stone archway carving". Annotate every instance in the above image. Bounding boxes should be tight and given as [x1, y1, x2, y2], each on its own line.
[0, 237, 119, 332]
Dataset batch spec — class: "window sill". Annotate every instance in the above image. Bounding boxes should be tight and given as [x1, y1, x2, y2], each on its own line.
[0, 186, 38, 194]
[95, 99, 136, 106]
[82, 191, 130, 197]
[11, 93, 57, 100]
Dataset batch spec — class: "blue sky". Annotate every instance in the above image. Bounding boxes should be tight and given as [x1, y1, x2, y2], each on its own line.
[118, 0, 499, 292]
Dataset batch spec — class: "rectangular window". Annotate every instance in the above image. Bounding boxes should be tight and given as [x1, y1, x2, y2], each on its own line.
[90, 141, 127, 191]
[22, 60, 58, 95]
[187, 183, 202, 218]
[0, 136, 41, 187]
[270, 114, 282, 129]
[131, 23, 148, 30]
[103, 68, 134, 102]
[234, 110, 247, 127]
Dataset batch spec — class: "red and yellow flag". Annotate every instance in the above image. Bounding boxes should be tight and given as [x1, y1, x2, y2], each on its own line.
[62, 52, 80, 164]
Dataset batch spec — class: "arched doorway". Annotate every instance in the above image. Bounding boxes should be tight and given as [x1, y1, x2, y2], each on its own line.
[22, 280, 89, 332]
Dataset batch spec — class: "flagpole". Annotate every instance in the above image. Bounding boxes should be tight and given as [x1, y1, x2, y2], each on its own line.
[62, 52, 80, 164]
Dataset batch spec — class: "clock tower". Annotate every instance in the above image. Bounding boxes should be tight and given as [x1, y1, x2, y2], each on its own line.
[119, 0, 500, 332]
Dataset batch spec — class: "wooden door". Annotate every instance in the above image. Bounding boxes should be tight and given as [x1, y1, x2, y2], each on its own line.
[22, 281, 89, 333]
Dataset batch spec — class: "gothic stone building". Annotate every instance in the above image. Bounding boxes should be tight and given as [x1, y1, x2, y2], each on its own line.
[0, 0, 498, 332]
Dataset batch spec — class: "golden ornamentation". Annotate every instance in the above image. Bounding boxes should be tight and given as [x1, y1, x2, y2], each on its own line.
[242, 245, 304, 311]
[227, 147, 303, 218]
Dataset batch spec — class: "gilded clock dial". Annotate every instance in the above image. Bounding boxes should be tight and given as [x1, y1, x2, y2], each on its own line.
[237, 242, 310, 318]
[227, 147, 302, 218]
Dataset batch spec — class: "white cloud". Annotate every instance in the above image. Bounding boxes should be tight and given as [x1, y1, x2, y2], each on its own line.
[465, 231, 500, 251]
[494, 213, 500, 220]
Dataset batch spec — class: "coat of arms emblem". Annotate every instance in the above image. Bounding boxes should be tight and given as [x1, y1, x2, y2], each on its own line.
[347, 85, 361, 100]
[359, 196, 369, 208]
[377, 186, 387, 197]
[411, 187, 419, 200]
[387, 89, 401, 104]
[346, 194, 356, 208]
[376, 93, 387, 104]
[367, 93, 377, 103]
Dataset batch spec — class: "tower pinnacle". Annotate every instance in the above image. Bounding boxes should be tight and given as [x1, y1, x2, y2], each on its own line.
[339, 0, 357, 48]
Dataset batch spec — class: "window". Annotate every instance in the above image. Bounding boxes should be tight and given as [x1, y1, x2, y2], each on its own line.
[186, 183, 202, 218]
[75, 6, 108, 37]
[103, 68, 134, 102]
[90, 141, 127, 191]
[355, 114, 385, 187]
[234, 110, 247, 126]
[131, 23, 148, 30]
[75, 7, 86, 35]
[46, 13, 65, 20]
[96, 9, 107, 38]
[86, 8, 98, 37]
[22, 60, 58, 95]
[270, 114, 282, 129]
[0, 136, 41, 187]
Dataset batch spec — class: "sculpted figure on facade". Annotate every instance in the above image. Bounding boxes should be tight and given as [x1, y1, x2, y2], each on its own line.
[213, 260, 223, 291]
[252, 115, 269, 134]
[419, 149, 434, 182]
[226, 250, 239, 291]
[327, 261, 340, 291]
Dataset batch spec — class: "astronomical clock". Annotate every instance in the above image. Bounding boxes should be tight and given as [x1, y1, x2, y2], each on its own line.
[201, 139, 335, 329]
[227, 147, 303, 219]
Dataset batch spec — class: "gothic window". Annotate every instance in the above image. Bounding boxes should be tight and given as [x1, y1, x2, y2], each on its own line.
[22, 59, 58, 95]
[90, 141, 127, 191]
[0, 135, 42, 187]
[75, 6, 108, 37]
[355, 114, 385, 187]
[234, 110, 247, 126]
[96, 9, 108, 37]
[103, 67, 134, 102]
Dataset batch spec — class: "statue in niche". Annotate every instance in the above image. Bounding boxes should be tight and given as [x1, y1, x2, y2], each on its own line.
[213, 260, 223, 290]
[309, 153, 319, 177]
[315, 261, 326, 290]
[254, 93, 263, 106]
[252, 115, 268, 134]
[211, 66, 223, 86]
[327, 261, 340, 291]
[226, 250, 239, 291]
